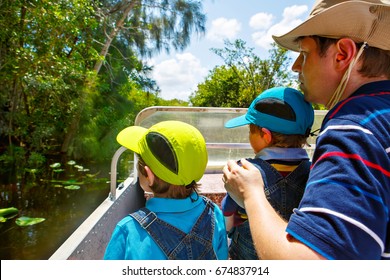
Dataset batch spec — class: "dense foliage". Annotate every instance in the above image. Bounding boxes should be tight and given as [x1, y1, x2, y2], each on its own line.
[0, 1, 303, 183]
[0, 0, 202, 181]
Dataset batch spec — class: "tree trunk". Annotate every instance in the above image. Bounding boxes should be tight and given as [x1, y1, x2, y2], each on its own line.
[93, 1, 138, 74]
[61, 1, 137, 155]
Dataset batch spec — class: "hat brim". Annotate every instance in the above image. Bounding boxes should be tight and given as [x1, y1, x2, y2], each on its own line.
[225, 115, 250, 128]
[116, 126, 148, 153]
[273, 2, 390, 51]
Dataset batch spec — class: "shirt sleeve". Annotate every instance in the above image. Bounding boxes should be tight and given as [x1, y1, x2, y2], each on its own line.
[212, 204, 229, 260]
[103, 224, 128, 260]
[221, 193, 238, 216]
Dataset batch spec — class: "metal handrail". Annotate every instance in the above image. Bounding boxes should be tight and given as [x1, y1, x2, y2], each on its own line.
[206, 142, 251, 149]
[109, 146, 127, 201]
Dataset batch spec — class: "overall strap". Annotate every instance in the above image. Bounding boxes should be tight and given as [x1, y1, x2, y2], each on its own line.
[129, 197, 216, 259]
[130, 207, 186, 258]
[284, 159, 311, 183]
[130, 207, 158, 229]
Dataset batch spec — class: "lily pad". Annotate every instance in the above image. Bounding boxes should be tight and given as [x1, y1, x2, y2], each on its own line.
[15, 216, 45, 226]
[50, 162, 61, 168]
[74, 165, 83, 170]
[64, 185, 80, 190]
[64, 179, 84, 185]
[0, 207, 19, 222]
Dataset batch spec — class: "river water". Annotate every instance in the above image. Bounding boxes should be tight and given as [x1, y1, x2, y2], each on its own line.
[0, 161, 121, 260]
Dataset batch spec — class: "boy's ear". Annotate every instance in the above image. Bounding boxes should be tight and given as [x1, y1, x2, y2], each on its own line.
[144, 166, 155, 186]
[261, 127, 272, 145]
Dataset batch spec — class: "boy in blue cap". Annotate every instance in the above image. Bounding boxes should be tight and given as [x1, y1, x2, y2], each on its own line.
[222, 87, 314, 260]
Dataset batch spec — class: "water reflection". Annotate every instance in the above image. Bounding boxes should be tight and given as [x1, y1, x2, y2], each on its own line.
[0, 168, 111, 259]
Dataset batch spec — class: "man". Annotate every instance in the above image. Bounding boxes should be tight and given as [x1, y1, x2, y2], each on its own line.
[222, 0, 390, 260]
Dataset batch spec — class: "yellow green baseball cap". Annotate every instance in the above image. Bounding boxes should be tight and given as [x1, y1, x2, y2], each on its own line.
[117, 121, 208, 186]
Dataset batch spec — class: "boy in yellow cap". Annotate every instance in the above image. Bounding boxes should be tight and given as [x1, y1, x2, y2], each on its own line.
[104, 121, 228, 260]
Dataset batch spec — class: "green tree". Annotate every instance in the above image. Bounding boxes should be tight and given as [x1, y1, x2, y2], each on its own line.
[0, 0, 99, 178]
[190, 39, 293, 108]
[189, 66, 243, 107]
[94, 0, 206, 73]
[61, 0, 207, 156]
[0, 0, 205, 180]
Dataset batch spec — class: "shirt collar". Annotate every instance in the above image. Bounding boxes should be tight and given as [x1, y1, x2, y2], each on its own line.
[255, 147, 309, 161]
[352, 80, 390, 97]
[145, 191, 202, 213]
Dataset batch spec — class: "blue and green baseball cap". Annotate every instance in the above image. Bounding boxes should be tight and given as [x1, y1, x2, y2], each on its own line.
[225, 87, 314, 135]
[117, 121, 208, 186]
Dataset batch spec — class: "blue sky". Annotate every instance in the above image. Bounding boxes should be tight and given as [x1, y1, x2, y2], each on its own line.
[149, 0, 313, 101]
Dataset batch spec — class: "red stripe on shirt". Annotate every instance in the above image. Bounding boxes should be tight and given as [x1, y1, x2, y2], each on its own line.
[312, 151, 390, 177]
[329, 92, 390, 119]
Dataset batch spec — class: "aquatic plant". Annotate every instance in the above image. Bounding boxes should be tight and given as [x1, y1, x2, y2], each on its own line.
[0, 207, 45, 226]
[15, 216, 45, 226]
[0, 207, 19, 222]
[64, 185, 81, 190]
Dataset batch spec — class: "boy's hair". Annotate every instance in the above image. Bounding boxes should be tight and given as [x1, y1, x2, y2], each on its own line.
[249, 124, 309, 148]
[137, 155, 198, 199]
[308, 36, 390, 79]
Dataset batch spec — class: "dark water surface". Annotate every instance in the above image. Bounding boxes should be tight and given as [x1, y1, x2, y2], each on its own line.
[0, 163, 113, 260]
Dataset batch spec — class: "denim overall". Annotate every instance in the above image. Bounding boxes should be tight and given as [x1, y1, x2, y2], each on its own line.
[228, 158, 311, 260]
[130, 197, 217, 260]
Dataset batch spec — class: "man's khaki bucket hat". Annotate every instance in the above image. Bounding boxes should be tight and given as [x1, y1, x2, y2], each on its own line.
[273, 0, 390, 51]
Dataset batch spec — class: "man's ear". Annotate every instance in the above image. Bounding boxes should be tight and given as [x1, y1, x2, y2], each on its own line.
[261, 128, 272, 145]
[144, 166, 155, 186]
[335, 38, 357, 69]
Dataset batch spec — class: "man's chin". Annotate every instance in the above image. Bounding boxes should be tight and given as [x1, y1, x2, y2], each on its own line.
[298, 83, 306, 93]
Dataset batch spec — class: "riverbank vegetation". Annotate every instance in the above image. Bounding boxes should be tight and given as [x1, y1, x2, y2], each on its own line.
[0, 0, 305, 183]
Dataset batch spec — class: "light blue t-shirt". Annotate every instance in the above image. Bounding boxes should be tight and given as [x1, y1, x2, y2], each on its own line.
[104, 192, 228, 260]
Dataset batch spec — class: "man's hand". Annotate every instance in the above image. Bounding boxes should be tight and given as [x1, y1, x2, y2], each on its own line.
[222, 158, 265, 208]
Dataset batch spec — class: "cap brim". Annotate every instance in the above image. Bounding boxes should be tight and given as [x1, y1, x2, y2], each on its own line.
[225, 115, 250, 128]
[272, 2, 390, 51]
[116, 126, 148, 153]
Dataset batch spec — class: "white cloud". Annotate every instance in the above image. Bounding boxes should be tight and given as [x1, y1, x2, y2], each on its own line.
[282, 5, 309, 22]
[251, 5, 308, 50]
[150, 4, 310, 101]
[249, 12, 274, 30]
[152, 53, 208, 101]
[206, 17, 241, 42]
